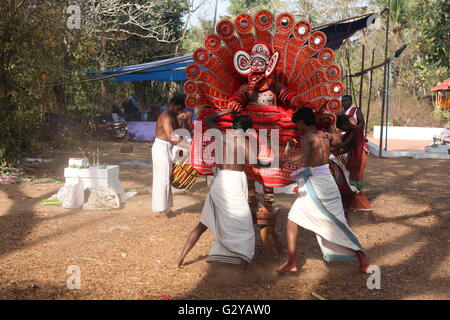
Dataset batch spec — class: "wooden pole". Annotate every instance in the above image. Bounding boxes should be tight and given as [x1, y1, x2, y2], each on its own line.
[345, 45, 358, 106]
[379, 3, 390, 157]
[213, 0, 219, 31]
[345, 72, 349, 95]
[343, 53, 349, 94]
[358, 32, 366, 113]
[365, 49, 375, 139]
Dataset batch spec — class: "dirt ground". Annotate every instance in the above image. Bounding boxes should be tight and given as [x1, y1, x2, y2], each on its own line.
[0, 141, 449, 300]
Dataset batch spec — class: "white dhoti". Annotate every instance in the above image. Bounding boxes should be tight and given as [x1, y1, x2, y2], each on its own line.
[151, 138, 173, 212]
[200, 169, 255, 264]
[289, 164, 364, 262]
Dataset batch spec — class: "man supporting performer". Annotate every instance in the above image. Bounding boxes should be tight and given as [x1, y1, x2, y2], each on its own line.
[341, 94, 365, 128]
[278, 108, 369, 274]
[333, 115, 372, 213]
[176, 109, 256, 268]
[151, 94, 187, 215]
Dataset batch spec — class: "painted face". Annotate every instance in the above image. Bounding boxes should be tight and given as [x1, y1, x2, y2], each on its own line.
[251, 57, 267, 74]
[233, 44, 279, 89]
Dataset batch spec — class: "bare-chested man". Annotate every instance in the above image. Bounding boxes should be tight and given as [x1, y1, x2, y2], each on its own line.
[176, 108, 256, 268]
[151, 94, 186, 215]
[278, 107, 369, 274]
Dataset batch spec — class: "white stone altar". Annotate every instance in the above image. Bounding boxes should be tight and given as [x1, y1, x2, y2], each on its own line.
[424, 144, 450, 154]
[64, 165, 124, 195]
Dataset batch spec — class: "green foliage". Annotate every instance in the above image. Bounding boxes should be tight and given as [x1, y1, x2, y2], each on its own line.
[0, 0, 189, 161]
[0, 1, 70, 160]
[182, 19, 215, 52]
[370, 0, 450, 87]
[407, 0, 450, 73]
[437, 110, 450, 124]
[228, 0, 280, 16]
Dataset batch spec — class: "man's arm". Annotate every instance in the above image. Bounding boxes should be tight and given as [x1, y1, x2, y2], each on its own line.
[227, 84, 247, 112]
[326, 126, 342, 148]
[335, 131, 354, 155]
[161, 115, 182, 146]
[205, 109, 234, 129]
[356, 108, 365, 127]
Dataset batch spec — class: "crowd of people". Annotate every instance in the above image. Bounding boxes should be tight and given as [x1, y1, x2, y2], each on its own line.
[151, 93, 371, 274]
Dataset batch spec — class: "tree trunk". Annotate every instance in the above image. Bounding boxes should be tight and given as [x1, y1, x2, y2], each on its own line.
[99, 36, 109, 113]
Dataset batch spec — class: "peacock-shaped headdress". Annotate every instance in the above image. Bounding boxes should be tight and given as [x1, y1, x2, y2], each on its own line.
[184, 10, 344, 114]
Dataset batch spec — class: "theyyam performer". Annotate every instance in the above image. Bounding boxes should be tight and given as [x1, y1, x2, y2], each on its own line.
[184, 10, 345, 252]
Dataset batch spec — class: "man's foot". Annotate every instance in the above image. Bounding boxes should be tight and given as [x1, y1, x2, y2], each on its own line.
[175, 259, 184, 269]
[155, 212, 166, 218]
[277, 262, 298, 274]
[356, 251, 369, 273]
[239, 261, 250, 273]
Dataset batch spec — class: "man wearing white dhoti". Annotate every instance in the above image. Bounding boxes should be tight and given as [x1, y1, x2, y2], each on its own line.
[152, 94, 187, 215]
[176, 109, 256, 268]
[278, 107, 369, 274]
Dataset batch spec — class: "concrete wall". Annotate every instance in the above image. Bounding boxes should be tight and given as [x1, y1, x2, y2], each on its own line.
[373, 126, 443, 141]
[128, 121, 156, 141]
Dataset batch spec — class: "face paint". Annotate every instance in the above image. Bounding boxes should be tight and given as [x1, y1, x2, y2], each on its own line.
[251, 57, 267, 73]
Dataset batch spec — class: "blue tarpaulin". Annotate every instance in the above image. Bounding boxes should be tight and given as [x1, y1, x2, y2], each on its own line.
[84, 55, 193, 82]
[84, 13, 378, 83]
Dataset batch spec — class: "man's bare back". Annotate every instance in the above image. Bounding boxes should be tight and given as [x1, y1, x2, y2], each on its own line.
[219, 132, 253, 171]
[205, 109, 254, 172]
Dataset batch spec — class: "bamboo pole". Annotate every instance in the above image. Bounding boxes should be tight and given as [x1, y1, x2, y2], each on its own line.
[345, 72, 349, 95]
[344, 43, 408, 79]
[365, 49, 375, 139]
[379, 3, 390, 157]
[358, 32, 366, 113]
[345, 45, 358, 106]
[213, 0, 219, 31]
[344, 60, 386, 78]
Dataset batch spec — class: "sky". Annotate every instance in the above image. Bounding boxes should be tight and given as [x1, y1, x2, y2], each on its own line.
[190, 0, 230, 27]
[190, 0, 372, 27]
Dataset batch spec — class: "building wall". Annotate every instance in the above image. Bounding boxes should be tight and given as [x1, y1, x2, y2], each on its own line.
[373, 126, 444, 141]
